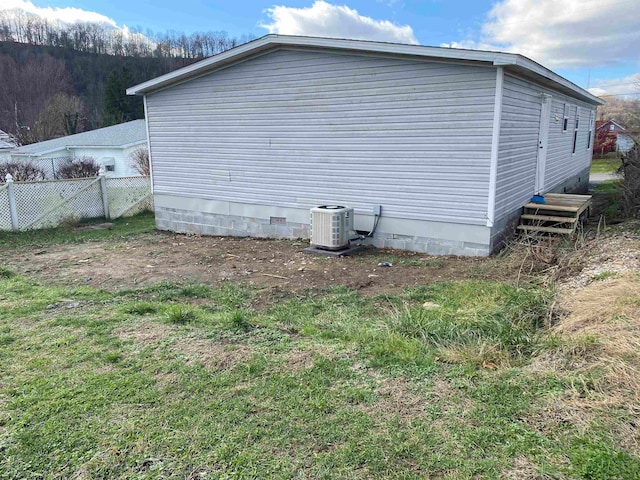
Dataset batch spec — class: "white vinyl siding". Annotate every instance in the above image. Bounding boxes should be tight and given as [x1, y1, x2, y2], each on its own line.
[547, 101, 593, 188]
[145, 48, 496, 226]
[494, 75, 541, 220]
[494, 74, 595, 220]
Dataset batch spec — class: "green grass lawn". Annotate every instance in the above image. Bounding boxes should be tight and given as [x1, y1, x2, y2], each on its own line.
[1, 217, 638, 479]
[0, 211, 156, 248]
[590, 157, 621, 174]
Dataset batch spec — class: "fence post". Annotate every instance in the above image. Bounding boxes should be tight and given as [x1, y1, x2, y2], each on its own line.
[98, 168, 110, 219]
[5, 174, 19, 230]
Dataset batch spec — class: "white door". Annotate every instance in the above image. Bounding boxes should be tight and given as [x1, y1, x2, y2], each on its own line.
[535, 94, 552, 194]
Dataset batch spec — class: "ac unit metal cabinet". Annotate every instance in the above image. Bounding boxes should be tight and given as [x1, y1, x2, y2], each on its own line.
[310, 206, 354, 250]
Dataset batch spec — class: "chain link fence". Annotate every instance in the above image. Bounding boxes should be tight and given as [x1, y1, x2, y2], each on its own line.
[0, 175, 152, 231]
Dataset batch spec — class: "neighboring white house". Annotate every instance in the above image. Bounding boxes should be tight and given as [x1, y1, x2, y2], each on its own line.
[127, 35, 603, 256]
[0, 130, 16, 162]
[8, 120, 147, 177]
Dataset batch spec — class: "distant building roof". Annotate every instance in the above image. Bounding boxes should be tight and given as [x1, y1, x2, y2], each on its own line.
[0, 139, 15, 150]
[596, 119, 628, 132]
[12, 120, 147, 157]
[0, 130, 16, 150]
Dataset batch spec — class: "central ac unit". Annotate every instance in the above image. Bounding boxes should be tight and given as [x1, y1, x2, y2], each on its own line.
[310, 205, 354, 250]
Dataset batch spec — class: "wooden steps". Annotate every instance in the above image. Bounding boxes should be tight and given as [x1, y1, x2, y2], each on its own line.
[518, 193, 592, 235]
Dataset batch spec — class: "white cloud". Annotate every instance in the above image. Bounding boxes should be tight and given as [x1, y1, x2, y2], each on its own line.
[0, 0, 155, 48]
[260, 1, 418, 45]
[0, 0, 117, 27]
[588, 73, 640, 98]
[447, 0, 640, 68]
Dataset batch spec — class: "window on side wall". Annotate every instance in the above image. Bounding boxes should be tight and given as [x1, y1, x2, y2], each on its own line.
[572, 107, 580, 154]
[587, 110, 594, 150]
[563, 103, 570, 132]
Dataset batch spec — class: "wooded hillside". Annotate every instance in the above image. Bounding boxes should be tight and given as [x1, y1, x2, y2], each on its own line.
[0, 13, 251, 145]
[0, 42, 193, 145]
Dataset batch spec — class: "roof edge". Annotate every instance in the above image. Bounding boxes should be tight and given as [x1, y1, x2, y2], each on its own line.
[13, 140, 147, 157]
[127, 34, 603, 105]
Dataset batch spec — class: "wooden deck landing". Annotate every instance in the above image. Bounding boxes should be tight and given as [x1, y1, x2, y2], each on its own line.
[517, 193, 592, 235]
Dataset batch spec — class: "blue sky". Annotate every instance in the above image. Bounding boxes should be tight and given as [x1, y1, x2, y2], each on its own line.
[3, 0, 639, 97]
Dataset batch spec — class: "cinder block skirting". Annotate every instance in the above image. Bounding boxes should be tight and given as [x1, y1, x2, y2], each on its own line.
[155, 206, 491, 257]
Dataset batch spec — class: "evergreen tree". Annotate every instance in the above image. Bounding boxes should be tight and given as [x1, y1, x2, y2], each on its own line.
[102, 68, 144, 126]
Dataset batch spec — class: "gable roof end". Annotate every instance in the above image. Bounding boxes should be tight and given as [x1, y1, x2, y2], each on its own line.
[126, 34, 604, 106]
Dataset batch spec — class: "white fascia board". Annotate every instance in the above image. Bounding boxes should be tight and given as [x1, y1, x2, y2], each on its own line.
[487, 67, 504, 228]
[119, 140, 148, 149]
[143, 96, 154, 194]
[60, 143, 147, 151]
[12, 141, 146, 157]
[510, 57, 604, 105]
[126, 34, 603, 106]
[12, 147, 66, 157]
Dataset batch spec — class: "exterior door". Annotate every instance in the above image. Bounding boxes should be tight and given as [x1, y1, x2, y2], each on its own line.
[535, 94, 552, 194]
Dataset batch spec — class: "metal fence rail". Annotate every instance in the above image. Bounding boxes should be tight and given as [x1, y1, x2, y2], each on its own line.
[0, 172, 152, 231]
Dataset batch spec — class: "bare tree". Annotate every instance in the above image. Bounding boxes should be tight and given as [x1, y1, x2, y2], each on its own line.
[0, 161, 46, 182]
[0, 54, 73, 144]
[596, 97, 640, 130]
[31, 93, 87, 142]
[54, 156, 100, 179]
[129, 147, 150, 175]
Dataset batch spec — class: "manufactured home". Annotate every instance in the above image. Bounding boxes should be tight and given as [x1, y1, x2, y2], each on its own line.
[127, 35, 603, 256]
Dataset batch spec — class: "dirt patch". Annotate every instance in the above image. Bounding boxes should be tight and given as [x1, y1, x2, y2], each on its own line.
[2, 231, 515, 301]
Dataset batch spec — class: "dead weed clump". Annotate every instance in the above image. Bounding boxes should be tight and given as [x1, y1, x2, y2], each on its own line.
[620, 144, 640, 218]
[499, 233, 589, 286]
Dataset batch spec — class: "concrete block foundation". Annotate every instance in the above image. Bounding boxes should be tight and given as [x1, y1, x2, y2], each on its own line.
[155, 204, 492, 257]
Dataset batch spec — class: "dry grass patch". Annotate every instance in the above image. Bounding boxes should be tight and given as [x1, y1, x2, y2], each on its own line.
[358, 373, 427, 421]
[523, 394, 595, 435]
[521, 273, 640, 460]
[500, 456, 543, 480]
[174, 338, 253, 371]
[114, 321, 175, 345]
[284, 346, 337, 372]
[554, 274, 640, 400]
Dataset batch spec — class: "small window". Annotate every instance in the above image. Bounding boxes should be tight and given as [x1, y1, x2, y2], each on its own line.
[587, 111, 594, 150]
[610, 124, 615, 131]
[563, 103, 570, 132]
[572, 107, 580, 154]
[100, 157, 115, 173]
